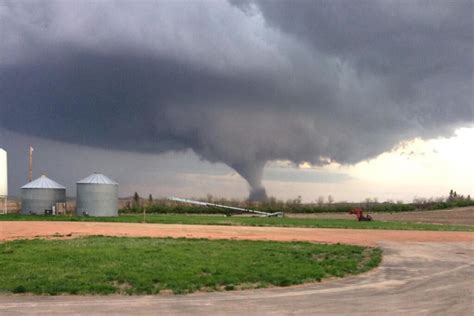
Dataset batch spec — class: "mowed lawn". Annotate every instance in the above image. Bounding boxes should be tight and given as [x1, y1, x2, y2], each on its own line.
[0, 237, 381, 295]
[1, 214, 474, 231]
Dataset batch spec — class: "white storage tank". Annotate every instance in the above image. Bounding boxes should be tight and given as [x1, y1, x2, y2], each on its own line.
[21, 175, 66, 215]
[0, 148, 7, 197]
[76, 173, 118, 217]
[0, 148, 7, 214]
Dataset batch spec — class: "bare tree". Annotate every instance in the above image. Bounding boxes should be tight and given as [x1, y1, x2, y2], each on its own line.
[133, 192, 140, 208]
[327, 195, 334, 204]
[317, 196, 325, 206]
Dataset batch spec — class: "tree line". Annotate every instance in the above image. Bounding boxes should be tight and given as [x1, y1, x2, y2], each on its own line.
[122, 190, 473, 214]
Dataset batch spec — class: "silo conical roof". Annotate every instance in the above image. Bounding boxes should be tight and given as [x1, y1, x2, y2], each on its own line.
[21, 175, 66, 189]
[77, 173, 118, 185]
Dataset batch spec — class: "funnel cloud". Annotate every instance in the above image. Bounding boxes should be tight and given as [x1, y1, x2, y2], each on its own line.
[0, 1, 472, 200]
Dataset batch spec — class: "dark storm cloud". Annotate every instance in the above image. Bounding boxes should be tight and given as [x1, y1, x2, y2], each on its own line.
[0, 0, 472, 200]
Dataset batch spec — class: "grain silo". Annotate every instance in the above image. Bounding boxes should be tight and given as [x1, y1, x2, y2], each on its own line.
[21, 175, 66, 215]
[76, 173, 118, 217]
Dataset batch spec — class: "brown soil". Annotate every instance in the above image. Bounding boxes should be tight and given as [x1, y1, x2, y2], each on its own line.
[0, 221, 472, 246]
[288, 206, 474, 225]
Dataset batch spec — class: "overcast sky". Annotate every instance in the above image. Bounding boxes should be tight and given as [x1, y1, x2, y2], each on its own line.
[0, 0, 472, 201]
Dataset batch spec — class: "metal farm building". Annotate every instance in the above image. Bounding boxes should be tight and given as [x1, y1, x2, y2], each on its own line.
[21, 175, 66, 215]
[76, 173, 118, 217]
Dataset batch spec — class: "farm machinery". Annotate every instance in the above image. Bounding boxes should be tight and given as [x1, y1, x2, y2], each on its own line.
[349, 207, 373, 221]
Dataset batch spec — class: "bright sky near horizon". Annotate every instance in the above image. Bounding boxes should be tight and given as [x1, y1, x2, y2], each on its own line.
[279, 127, 474, 202]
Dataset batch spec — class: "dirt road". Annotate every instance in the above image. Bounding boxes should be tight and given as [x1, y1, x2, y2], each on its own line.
[0, 221, 473, 245]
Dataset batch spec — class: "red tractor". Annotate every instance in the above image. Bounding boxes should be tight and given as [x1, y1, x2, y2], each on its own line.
[349, 207, 373, 221]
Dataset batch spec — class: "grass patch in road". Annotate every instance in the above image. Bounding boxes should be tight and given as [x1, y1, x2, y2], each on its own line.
[1, 214, 473, 231]
[0, 237, 381, 295]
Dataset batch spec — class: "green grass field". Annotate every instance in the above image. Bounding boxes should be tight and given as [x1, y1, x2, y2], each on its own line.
[1, 214, 473, 231]
[0, 237, 381, 295]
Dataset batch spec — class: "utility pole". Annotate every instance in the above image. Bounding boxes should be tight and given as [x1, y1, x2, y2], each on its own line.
[28, 146, 34, 182]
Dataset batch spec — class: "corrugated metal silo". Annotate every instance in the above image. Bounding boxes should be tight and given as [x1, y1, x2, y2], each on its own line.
[21, 175, 66, 215]
[76, 173, 118, 217]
